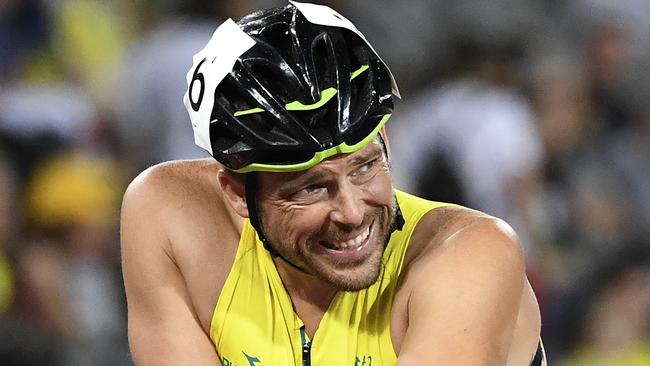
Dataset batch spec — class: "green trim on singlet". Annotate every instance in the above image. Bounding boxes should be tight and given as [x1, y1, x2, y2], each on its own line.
[232, 113, 390, 173]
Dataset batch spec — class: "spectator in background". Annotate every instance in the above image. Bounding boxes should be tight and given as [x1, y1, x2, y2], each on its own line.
[14, 151, 128, 366]
[0, 153, 16, 315]
[0, 0, 50, 82]
[608, 108, 650, 238]
[560, 247, 650, 366]
[526, 21, 650, 362]
[584, 24, 635, 132]
[0, 147, 61, 366]
[390, 39, 544, 262]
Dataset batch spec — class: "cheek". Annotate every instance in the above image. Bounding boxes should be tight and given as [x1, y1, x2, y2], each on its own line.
[264, 203, 329, 242]
[364, 172, 393, 207]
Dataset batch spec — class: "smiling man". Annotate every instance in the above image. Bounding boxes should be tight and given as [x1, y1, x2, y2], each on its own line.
[120, 2, 546, 366]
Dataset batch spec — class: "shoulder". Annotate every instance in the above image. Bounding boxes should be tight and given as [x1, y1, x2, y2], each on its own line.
[122, 159, 229, 221]
[394, 207, 532, 363]
[120, 160, 232, 364]
[404, 206, 525, 289]
[124, 159, 222, 204]
[120, 159, 235, 254]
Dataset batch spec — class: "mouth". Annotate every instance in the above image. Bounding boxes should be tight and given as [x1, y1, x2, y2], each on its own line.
[318, 221, 374, 253]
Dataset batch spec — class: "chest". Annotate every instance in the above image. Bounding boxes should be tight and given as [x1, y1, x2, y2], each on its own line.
[212, 262, 409, 366]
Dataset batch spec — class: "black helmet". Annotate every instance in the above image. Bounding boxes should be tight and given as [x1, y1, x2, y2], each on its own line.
[184, 1, 399, 172]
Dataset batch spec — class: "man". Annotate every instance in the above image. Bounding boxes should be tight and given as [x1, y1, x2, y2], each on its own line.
[120, 2, 546, 365]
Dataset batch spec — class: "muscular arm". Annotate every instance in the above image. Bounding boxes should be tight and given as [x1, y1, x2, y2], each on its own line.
[121, 170, 222, 366]
[397, 217, 534, 366]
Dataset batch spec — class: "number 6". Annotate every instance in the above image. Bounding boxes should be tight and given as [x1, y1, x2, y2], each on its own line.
[189, 59, 207, 112]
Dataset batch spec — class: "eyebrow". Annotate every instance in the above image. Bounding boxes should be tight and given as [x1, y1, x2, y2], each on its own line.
[275, 169, 330, 196]
[354, 146, 382, 163]
[274, 142, 384, 194]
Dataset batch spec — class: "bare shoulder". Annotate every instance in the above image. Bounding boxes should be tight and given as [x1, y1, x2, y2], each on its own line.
[405, 206, 525, 276]
[121, 158, 239, 263]
[393, 206, 540, 365]
[124, 159, 223, 206]
[402, 206, 527, 311]
[120, 159, 229, 364]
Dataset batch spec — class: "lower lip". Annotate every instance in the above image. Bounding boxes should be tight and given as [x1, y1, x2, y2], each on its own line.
[316, 222, 375, 262]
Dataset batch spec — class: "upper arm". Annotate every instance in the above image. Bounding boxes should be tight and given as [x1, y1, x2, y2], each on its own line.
[397, 218, 527, 366]
[120, 168, 221, 366]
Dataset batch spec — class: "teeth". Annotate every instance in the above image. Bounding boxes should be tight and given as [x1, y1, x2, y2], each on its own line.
[335, 226, 370, 249]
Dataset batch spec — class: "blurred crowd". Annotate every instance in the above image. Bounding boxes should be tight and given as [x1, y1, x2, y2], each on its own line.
[1, 0, 648, 365]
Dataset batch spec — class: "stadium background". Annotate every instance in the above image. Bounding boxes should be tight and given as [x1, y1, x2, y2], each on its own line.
[1, 0, 649, 365]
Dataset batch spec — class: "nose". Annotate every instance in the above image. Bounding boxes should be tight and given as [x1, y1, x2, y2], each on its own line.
[329, 183, 364, 227]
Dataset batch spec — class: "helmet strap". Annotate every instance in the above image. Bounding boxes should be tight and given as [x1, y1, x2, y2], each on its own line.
[375, 131, 405, 233]
[245, 173, 308, 273]
[244, 172, 274, 253]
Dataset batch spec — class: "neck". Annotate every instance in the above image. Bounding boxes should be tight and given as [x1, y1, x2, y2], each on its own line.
[274, 258, 338, 311]
[274, 258, 338, 338]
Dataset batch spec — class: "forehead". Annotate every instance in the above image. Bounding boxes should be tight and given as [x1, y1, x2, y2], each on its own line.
[258, 137, 385, 184]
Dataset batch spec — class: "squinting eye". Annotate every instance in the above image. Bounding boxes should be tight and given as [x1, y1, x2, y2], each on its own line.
[304, 185, 324, 194]
[358, 159, 378, 174]
[293, 184, 327, 200]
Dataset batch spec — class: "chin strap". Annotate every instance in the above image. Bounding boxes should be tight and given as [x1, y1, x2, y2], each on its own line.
[377, 129, 404, 233]
[245, 172, 313, 273]
[393, 199, 405, 231]
[244, 172, 275, 254]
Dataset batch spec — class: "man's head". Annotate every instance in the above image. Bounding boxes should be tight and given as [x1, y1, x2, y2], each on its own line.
[184, 2, 401, 290]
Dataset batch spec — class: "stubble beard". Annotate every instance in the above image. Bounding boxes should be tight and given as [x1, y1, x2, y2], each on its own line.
[263, 200, 398, 292]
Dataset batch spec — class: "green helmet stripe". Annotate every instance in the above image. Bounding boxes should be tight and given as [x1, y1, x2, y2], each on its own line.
[350, 64, 369, 80]
[285, 87, 337, 111]
[233, 113, 391, 173]
[212, 65, 370, 123]
[233, 107, 265, 117]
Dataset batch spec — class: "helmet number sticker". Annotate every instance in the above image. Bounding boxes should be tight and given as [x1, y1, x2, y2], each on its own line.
[183, 19, 256, 153]
[189, 59, 206, 112]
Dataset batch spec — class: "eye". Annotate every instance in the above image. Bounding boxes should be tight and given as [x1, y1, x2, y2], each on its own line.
[291, 184, 327, 201]
[354, 158, 378, 176]
[360, 158, 377, 173]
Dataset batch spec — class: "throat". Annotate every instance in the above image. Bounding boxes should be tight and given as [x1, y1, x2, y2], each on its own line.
[294, 297, 330, 339]
[274, 257, 338, 338]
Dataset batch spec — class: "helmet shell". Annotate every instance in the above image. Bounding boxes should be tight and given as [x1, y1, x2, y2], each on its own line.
[185, 1, 399, 172]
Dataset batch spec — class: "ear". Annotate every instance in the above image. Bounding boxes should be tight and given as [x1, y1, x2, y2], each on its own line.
[378, 127, 391, 159]
[217, 169, 249, 218]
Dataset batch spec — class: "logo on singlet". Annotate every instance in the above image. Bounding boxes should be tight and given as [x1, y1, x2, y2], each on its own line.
[354, 355, 373, 366]
[220, 352, 261, 366]
[243, 352, 261, 366]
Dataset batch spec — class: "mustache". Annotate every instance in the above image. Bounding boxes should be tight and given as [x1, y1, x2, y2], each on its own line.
[316, 202, 397, 242]
[317, 215, 376, 242]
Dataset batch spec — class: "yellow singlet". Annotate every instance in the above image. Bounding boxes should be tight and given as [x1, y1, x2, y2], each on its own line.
[210, 190, 454, 366]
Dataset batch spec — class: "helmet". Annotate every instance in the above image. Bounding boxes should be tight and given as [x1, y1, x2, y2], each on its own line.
[184, 1, 400, 173]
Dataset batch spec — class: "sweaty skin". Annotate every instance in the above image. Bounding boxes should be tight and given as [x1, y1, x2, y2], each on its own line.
[121, 141, 542, 366]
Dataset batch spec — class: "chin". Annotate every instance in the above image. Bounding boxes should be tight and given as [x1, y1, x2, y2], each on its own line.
[312, 245, 385, 291]
[330, 267, 382, 292]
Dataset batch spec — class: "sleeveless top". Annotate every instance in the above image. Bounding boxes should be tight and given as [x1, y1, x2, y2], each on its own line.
[209, 190, 546, 365]
[210, 190, 450, 365]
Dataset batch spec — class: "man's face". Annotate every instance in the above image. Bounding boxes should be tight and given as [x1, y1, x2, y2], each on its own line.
[256, 138, 396, 291]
